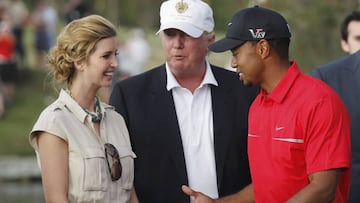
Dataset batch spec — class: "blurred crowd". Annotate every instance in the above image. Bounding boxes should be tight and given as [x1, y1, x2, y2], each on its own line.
[0, 0, 150, 117]
[0, 0, 28, 118]
[0, 0, 60, 118]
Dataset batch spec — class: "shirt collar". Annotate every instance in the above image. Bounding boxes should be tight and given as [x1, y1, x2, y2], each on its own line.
[166, 60, 218, 91]
[263, 61, 301, 103]
[58, 89, 110, 123]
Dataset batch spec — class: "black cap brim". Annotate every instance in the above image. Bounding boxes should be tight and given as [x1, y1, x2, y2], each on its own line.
[209, 38, 246, 53]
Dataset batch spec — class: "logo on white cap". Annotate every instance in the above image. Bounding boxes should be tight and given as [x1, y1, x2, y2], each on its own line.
[175, 0, 188, 13]
[157, 0, 214, 38]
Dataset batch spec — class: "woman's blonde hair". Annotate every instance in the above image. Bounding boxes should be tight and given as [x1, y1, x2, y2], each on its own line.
[48, 15, 117, 84]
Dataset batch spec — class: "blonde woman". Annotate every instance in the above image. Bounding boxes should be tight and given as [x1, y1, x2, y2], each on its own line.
[29, 15, 137, 203]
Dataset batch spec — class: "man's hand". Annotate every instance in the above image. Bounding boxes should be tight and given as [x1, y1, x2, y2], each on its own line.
[181, 185, 217, 203]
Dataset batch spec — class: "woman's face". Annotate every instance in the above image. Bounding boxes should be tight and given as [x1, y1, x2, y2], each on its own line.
[80, 37, 118, 89]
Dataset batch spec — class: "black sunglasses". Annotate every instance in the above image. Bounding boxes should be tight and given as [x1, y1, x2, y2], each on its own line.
[104, 143, 122, 181]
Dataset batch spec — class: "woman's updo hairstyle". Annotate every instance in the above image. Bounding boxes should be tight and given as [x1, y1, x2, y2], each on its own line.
[48, 15, 117, 84]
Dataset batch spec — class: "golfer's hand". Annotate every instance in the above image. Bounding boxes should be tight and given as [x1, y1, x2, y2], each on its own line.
[182, 185, 217, 203]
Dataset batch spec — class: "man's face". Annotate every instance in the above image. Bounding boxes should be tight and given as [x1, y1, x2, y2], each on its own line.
[341, 20, 360, 54]
[160, 29, 214, 76]
[230, 41, 264, 87]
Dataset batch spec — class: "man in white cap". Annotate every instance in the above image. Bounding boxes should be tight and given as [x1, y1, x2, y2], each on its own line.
[109, 0, 258, 202]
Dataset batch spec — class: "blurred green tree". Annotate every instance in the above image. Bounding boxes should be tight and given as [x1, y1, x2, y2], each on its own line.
[25, 0, 360, 72]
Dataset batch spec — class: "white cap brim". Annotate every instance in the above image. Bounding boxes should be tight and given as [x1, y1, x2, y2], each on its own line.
[156, 22, 203, 38]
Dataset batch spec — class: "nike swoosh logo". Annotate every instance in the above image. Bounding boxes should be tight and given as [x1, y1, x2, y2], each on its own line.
[248, 134, 260, 138]
[272, 138, 304, 143]
[275, 127, 285, 131]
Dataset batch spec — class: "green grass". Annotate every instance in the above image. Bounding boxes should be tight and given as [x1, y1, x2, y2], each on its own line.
[0, 69, 50, 156]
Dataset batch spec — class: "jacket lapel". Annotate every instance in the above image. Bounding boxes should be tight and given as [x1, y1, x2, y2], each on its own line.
[211, 69, 234, 188]
[148, 66, 188, 184]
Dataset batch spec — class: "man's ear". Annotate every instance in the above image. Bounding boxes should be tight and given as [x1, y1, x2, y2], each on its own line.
[341, 39, 350, 54]
[257, 39, 270, 59]
[207, 32, 216, 44]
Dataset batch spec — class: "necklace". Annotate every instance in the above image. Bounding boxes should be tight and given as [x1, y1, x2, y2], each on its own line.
[66, 89, 103, 123]
[82, 96, 103, 123]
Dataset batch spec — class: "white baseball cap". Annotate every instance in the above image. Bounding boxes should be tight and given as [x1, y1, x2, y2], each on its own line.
[156, 0, 215, 38]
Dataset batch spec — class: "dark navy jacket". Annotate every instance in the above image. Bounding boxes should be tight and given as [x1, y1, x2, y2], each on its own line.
[110, 64, 258, 203]
[311, 50, 360, 202]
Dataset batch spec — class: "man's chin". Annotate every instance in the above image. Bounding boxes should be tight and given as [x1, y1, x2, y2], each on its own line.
[241, 80, 253, 87]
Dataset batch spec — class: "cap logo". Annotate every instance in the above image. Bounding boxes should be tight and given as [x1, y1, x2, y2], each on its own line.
[249, 29, 266, 39]
[175, 0, 188, 14]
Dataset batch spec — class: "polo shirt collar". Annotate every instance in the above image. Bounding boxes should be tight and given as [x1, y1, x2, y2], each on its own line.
[264, 61, 301, 104]
[166, 60, 218, 91]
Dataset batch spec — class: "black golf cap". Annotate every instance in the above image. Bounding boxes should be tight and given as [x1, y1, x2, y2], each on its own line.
[209, 6, 291, 52]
